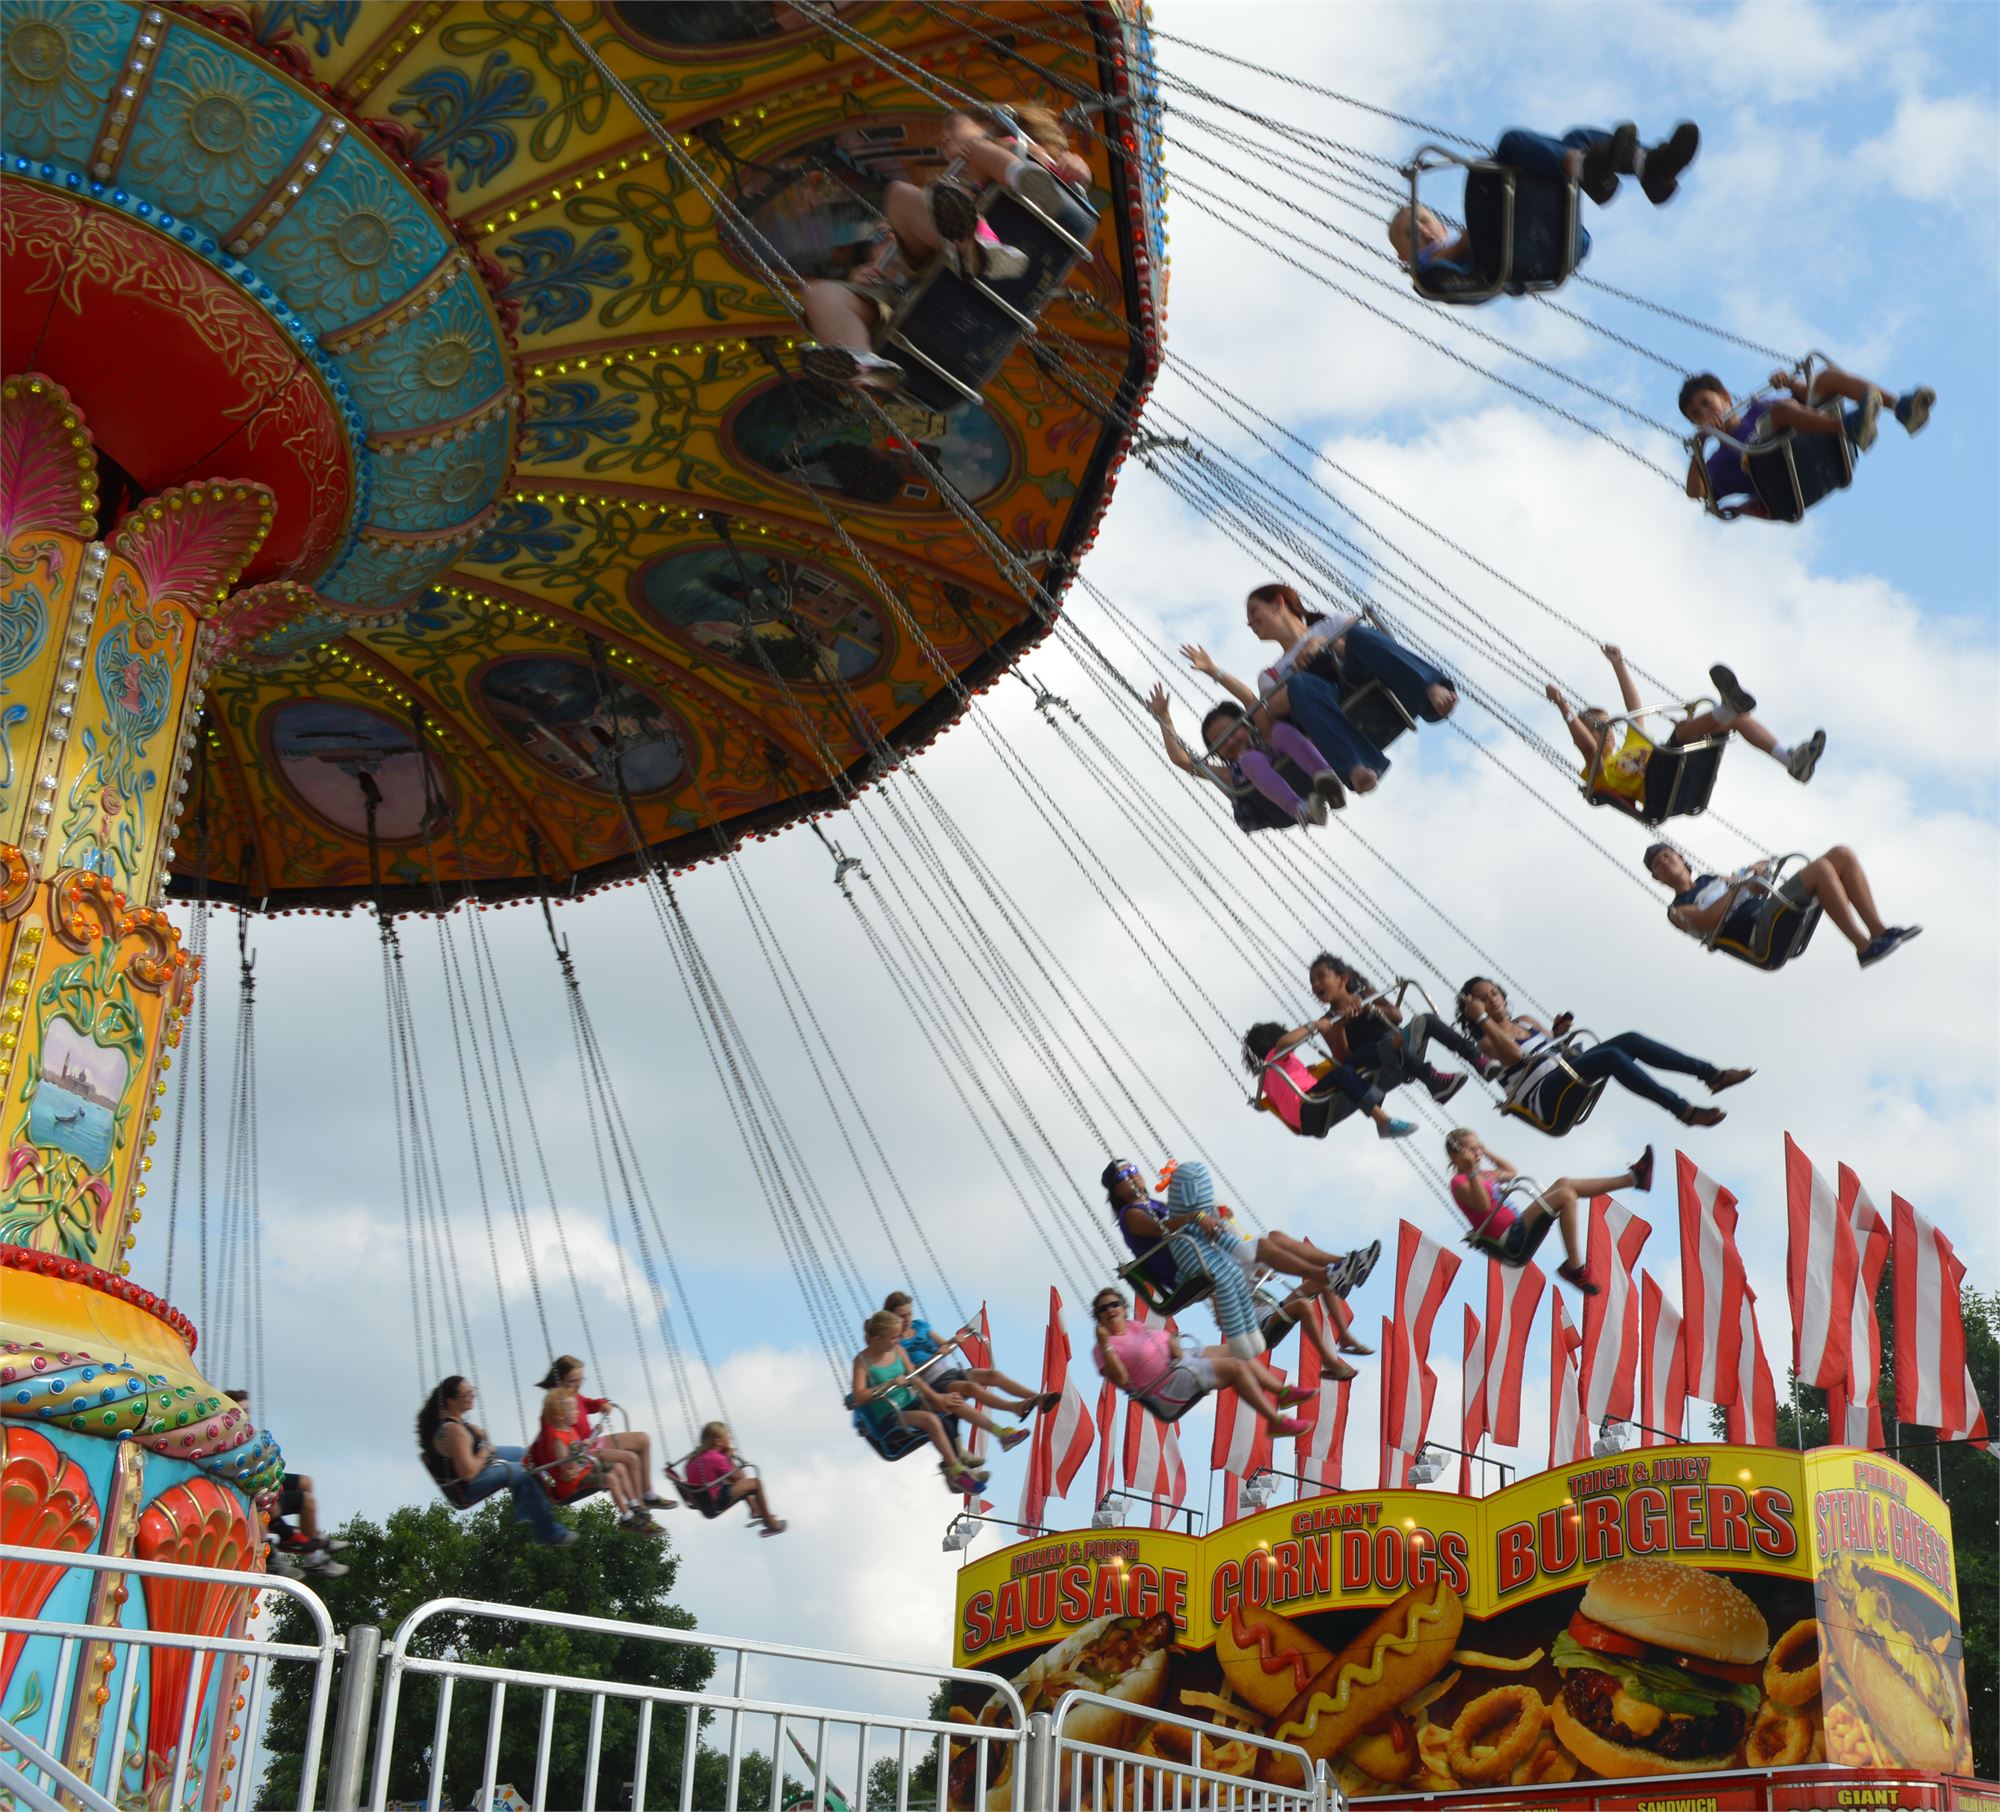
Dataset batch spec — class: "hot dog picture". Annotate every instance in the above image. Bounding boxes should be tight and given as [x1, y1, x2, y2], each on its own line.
[1817, 1553, 1974, 1774]
[951, 1611, 1176, 1808]
[1213, 1582, 1464, 1782]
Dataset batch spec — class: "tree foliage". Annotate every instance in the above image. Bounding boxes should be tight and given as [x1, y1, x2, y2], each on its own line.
[258, 1497, 716, 1808]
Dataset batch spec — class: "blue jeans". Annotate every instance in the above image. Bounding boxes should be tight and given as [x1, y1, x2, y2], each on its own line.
[460, 1446, 565, 1544]
[1495, 127, 1609, 184]
[1341, 625, 1456, 725]
[1281, 671, 1391, 784]
[1573, 1032, 1718, 1115]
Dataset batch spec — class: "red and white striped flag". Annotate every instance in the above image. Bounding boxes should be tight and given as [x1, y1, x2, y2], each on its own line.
[1093, 1370, 1119, 1509]
[960, 1304, 997, 1511]
[1639, 1271, 1687, 1445]
[1579, 1196, 1652, 1427]
[1214, 1357, 1283, 1525]
[1677, 1153, 1746, 1406]
[1785, 1135, 1859, 1392]
[1549, 1292, 1588, 1467]
[1482, 1259, 1546, 1448]
[1724, 1290, 1779, 1446]
[1460, 1306, 1486, 1496]
[1827, 1168, 1890, 1448]
[1893, 1196, 1989, 1444]
[1380, 1221, 1461, 1486]
[1292, 1300, 1349, 1494]
[1017, 1287, 1095, 1532]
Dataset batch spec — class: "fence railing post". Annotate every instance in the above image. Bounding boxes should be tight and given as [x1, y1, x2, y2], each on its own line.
[1019, 1710, 1052, 1812]
[325, 1624, 382, 1812]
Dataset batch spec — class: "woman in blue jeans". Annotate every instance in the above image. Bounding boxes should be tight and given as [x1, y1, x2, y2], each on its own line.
[1455, 976, 1753, 1130]
[418, 1376, 576, 1547]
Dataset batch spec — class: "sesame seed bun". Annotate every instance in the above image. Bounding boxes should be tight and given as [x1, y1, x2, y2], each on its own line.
[1577, 1557, 1770, 1664]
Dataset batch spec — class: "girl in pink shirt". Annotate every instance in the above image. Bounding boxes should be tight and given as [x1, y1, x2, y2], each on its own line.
[681, 1422, 786, 1537]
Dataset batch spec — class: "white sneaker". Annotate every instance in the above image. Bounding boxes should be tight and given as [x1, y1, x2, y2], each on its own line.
[1293, 793, 1329, 828]
[943, 238, 1029, 284]
[1786, 729, 1825, 783]
[1006, 158, 1065, 215]
[1852, 386, 1882, 452]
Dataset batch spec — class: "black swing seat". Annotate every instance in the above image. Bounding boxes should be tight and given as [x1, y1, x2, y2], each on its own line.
[665, 1451, 757, 1519]
[1693, 854, 1825, 972]
[1582, 707, 1725, 826]
[1695, 355, 1855, 524]
[877, 171, 1100, 415]
[1496, 1031, 1606, 1137]
[1406, 147, 1582, 305]
[1341, 672, 1418, 753]
[1119, 1249, 1214, 1318]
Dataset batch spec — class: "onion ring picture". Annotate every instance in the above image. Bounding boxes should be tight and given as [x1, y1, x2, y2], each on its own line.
[1763, 1617, 1823, 1709]
[1746, 1704, 1815, 1767]
[1447, 1684, 1547, 1783]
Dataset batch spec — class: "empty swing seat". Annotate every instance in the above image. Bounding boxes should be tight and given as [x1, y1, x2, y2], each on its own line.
[880, 178, 1100, 414]
[1496, 1036, 1607, 1137]
[1409, 150, 1582, 305]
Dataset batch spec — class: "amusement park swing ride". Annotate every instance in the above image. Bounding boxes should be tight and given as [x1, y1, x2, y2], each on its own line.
[0, 2, 1986, 1809]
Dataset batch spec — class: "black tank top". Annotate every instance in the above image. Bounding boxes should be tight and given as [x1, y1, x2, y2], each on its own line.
[423, 1415, 476, 1507]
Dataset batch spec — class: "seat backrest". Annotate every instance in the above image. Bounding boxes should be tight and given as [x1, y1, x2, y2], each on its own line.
[1505, 173, 1580, 287]
[884, 185, 1099, 414]
[1639, 737, 1725, 825]
[1341, 676, 1418, 752]
[1748, 419, 1853, 523]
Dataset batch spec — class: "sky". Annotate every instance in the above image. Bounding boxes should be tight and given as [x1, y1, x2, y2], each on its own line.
[141, 0, 1998, 1721]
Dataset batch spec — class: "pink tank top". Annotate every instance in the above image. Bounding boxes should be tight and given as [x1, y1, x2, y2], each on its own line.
[1260, 1054, 1319, 1134]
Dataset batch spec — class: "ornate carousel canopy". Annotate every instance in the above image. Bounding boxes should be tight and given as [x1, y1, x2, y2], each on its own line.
[0, 0, 1166, 910]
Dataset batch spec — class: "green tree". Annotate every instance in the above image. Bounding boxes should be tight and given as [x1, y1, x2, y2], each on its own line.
[258, 1497, 715, 1808]
[863, 1683, 951, 1809]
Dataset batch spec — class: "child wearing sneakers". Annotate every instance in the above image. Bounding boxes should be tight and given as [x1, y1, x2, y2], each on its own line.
[1445, 1130, 1654, 1294]
[801, 102, 1088, 391]
[1548, 643, 1827, 793]
[1147, 685, 1349, 830]
[886, 1292, 1053, 1429]
[1244, 1021, 1421, 1142]
[1390, 121, 1700, 283]
[851, 1311, 992, 1493]
[1679, 368, 1935, 515]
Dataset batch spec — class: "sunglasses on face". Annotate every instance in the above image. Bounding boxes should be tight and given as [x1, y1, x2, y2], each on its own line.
[1093, 1300, 1121, 1319]
[1112, 1164, 1140, 1182]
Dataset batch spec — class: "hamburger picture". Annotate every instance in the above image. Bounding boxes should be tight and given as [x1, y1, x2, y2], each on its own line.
[1551, 1557, 1769, 1776]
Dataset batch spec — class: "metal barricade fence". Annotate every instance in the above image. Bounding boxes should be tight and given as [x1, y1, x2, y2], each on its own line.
[0, 1542, 340, 1812]
[1047, 1689, 1324, 1812]
[366, 1596, 1031, 1812]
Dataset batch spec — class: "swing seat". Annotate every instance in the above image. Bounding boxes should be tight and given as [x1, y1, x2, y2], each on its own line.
[1459, 1182, 1561, 1265]
[1743, 422, 1854, 523]
[666, 1453, 755, 1519]
[1496, 1036, 1606, 1137]
[1700, 856, 1824, 972]
[1584, 729, 1726, 826]
[1408, 150, 1582, 305]
[879, 175, 1099, 415]
[1341, 675, 1418, 752]
[1119, 1254, 1213, 1318]
[852, 1406, 929, 1462]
